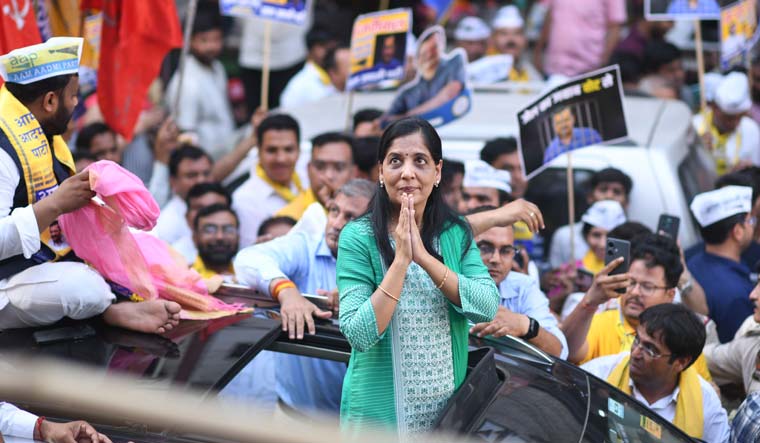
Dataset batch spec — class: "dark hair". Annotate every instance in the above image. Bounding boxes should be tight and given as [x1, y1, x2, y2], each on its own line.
[609, 51, 643, 85]
[76, 122, 114, 153]
[581, 222, 595, 239]
[716, 171, 760, 205]
[480, 137, 518, 165]
[305, 26, 334, 51]
[441, 158, 465, 189]
[370, 117, 471, 266]
[323, 44, 349, 73]
[643, 41, 681, 74]
[608, 221, 652, 241]
[498, 190, 512, 205]
[352, 136, 380, 175]
[639, 304, 706, 369]
[256, 114, 300, 146]
[353, 108, 383, 130]
[73, 150, 95, 164]
[466, 205, 498, 215]
[5, 74, 74, 105]
[311, 132, 355, 162]
[700, 213, 748, 245]
[194, 203, 238, 231]
[256, 215, 296, 237]
[169, 145, 211, 177]
[185, 182, 231, 206]
[190, 3, 224, 35]
[590, 168, 633, 196]
[631, 233, 683, 288]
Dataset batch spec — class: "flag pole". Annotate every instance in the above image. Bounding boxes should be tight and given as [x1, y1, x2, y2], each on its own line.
[567, 150, 576, 269]
[173, 0, 199, 121]
[345, 90, 355, 132]
[694, 19, 707, 112]
[261, 21, 272, 111]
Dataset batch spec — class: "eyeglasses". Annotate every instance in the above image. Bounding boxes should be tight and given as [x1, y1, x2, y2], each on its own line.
[632, 334, 671, 360]
[200, 224, 238, 236]
[627, 279, 669, 297]
[477, 243, 519, 258]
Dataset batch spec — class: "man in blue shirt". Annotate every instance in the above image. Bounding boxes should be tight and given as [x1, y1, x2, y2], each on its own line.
[234, 179, 376, 416]
[469, 222, 568, 358]
[543, 106, 603, 163]
[688, 186, 756, 343]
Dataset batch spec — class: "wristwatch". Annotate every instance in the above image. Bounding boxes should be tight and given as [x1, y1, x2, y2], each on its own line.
[520, 316, 540, 340]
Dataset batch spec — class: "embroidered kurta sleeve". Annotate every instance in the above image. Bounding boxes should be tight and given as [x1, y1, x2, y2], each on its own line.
[337, 222, 385, 352]
[450, 238, 500, 324]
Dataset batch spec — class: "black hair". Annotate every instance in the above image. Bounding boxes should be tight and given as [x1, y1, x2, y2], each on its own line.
[5, 74, 74, 105]
[369, 117, 471, 266]
[700, 213, 748, 245]
[352, 136, 380, 175]
[441, 158, 465, 189]
[305, 26, 334, 51]
[609, 51, 643, 85]
[169, 145, 211, 177]
[255, 114, 300, 146]
[608, 221, 652, 241]
[590, 167, 633, 196]
[256, 215, 297, 237]
[73, 150, 95, 164]
[185, 182, 231, 207]
[194, 203, 238, 231]
[323, 44, 349, 73]
[480, 137, 518, 165]
[631, 233, 683, 288]
[311, 132, 355, 162]
[353, 108, 383, 131]
[716, 171, 760, 206]
[581, 222, 594, 239]
[190, 3, 224, 35]
[76, 122, 114, 153]
[466, 205, 498, 216]
[642, 41, 681, 75]
[638, 304, 706, 369]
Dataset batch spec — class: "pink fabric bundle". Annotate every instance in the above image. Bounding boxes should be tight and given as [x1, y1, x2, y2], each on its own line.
[59, 161, 248, 318]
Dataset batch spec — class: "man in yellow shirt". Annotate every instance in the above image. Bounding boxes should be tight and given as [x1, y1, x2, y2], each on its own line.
[562, 233, 712, 380]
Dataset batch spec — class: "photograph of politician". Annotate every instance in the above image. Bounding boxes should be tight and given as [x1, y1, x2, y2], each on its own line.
[373, 33, 405, 71]
[543, 106, 603, 163]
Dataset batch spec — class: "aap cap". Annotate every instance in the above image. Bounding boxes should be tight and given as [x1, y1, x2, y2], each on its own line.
[690, 185, 753, 227]
[0, 37, 83, 85]
[715, 71, 751, 114]
[454, 16, 491, 42]
[463, 159, 512, 194]
[704, 72, 723, 103]
[581, 200, 626, 231]
[492, 5, 525, 30]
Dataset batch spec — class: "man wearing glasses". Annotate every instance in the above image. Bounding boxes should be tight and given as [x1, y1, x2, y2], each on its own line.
[582, 304, 729, 442]
[562, 233, 713, 381]
[469, 212, 568, 358]
[688, 186, 757, 343]
[191, 204, 240, 281]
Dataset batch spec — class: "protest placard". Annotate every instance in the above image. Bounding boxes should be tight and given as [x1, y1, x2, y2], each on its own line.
[720, 0, 758, 70]
[382, 26, 471, 128]
[517, 65, 627, 179]
[347, 8, 411, 91]
[645, 0, 723, 20]
[467, 54, 514, 84]
[219, 0, 310, 26]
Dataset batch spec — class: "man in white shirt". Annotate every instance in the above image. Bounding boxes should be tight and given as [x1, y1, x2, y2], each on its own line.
[490, 6, 542, 83]
[165, 4, 235, 160]
[279, 27, 337, 109]
[0, 402, 111, 443]
[233, 114, 304, 248]
[582, 304, 729, 442]
[153, 145, 213, 245]
[171, 182, 231, 265]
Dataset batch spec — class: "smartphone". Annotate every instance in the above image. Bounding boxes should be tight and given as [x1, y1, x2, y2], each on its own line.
[605, 238, 631, 294]
[33, 324, 96, 345]
[657, 214, 680, 240]
[575, 269, 594, 293]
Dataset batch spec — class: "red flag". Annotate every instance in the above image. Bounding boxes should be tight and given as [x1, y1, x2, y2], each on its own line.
[98, 0, 182, 140]
[0, 0, 43, 62]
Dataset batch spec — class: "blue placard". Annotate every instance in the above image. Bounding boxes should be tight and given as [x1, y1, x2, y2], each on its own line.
[219, 0, 310, 26]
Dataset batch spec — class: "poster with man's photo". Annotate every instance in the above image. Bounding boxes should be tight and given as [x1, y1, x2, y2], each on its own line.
[347, 8, 411, 91]
[219, 0, 310, 25]
[517, 65, 628, 179]
[720, 0, 759, 70]
[382, 25, 471, 128]
[645, 0, 729, 20]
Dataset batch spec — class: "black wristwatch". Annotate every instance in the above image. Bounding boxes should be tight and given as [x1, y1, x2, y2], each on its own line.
[520, 317, 540, 340]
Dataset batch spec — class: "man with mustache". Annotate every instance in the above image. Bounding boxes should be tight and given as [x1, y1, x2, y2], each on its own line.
[490, 6, 542, 82]
[562, 233, 713, 381]
[191, 204, 239, 282]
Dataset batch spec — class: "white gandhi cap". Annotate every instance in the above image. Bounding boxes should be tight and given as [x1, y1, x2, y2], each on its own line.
[492, 5, 524, 30]
[581, 200, 626, 231]
[463, 159, 512, 194]
[454, 16, 491, 41]
[715, 71, 751, 114]
[690, 185, 753, 227]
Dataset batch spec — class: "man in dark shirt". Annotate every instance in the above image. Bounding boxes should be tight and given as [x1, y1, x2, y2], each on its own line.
[688, 186, 756, 343]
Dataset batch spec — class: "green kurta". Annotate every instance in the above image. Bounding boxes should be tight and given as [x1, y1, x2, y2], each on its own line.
[336, 215, 499, 434]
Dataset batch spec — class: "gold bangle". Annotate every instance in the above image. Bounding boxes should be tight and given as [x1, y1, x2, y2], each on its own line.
[377, 285, 399, 302]
[437, 266, 450, 289]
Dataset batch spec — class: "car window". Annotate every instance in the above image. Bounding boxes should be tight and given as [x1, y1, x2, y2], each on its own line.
[678, 130, 716, 209]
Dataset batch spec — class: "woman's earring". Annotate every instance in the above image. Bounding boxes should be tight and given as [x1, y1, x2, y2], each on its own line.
[379, 179, 384, 188]
[434, 181, 440, 188]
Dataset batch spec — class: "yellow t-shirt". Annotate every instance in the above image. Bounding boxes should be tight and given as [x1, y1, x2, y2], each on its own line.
[275, 188, 318, 221]
[581, 250, 605, 274]
[192, 256, 234, 280]
[582, 309, 712, 381]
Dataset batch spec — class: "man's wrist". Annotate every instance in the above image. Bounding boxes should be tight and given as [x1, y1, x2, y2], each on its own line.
[520, 316, 540, 340]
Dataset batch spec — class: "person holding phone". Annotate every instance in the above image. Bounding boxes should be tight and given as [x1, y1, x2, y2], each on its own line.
[562, 233, 713, 382]
[336, 118, 499, 433]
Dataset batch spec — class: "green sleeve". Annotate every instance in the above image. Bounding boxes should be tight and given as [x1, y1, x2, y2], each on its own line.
[447, 228, 499, 324]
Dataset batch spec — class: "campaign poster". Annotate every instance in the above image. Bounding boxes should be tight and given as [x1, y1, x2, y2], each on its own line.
[219, 0, 310, 26]
[467, 54, 514, 84]
[720, 0, 758, 70]
[347, 8, 411, 91]
[382, 26, 471, 128]
[517, 65, 628, 179]
[645, 0, 725, 21]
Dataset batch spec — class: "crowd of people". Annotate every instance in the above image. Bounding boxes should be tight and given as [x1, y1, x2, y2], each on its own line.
[3, 0, 760, 442]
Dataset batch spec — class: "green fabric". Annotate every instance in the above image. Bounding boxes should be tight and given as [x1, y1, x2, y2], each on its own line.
[336, 215, 499, 433]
